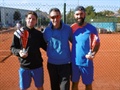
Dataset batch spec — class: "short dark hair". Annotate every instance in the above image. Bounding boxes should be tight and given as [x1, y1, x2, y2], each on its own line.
[25, 11, 38, 19]
[49, 8, 61, 15]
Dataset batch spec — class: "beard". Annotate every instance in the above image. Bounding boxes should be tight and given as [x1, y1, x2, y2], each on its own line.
[75, 17, 85, 26]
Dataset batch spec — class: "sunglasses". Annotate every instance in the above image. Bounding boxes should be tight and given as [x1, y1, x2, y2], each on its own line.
[50, 15, 60, 19]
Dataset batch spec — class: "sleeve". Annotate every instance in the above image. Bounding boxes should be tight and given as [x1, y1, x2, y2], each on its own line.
[69, 27, 73, 43]
[91, 27, 100, 54]
[40, 33, 47, 51]
[43, 28, 48, 43]
[93, 27, 100, 43]
[10, 35, 21, 57]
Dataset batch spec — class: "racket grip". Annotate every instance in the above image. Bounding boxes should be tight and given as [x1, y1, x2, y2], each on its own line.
[22, 48, 26, 54]
[85, 50, 94, 58]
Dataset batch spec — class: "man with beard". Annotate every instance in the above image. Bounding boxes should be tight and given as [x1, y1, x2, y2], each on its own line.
[71, 6, 100, 90]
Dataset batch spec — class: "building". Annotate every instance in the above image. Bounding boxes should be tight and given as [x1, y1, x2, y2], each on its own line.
[0, 6, 48, 27]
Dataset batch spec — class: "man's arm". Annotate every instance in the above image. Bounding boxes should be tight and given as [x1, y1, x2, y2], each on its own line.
[92, 42, 100, 55]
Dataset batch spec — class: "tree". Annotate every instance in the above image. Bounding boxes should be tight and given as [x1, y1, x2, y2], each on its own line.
[85, 6, 96, 22]
[100, 10, 114, 16]
[117, 8, 120, 14]
[66, 6, 96, 23]
[66, 9, 74, 24]
[13, 10, 21, 21]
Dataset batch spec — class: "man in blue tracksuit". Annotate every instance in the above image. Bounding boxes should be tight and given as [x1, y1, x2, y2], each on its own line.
[43, 8, 72, 90]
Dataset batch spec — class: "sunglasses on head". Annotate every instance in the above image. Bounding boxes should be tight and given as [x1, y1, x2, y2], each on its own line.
[50, 15, 60, 19]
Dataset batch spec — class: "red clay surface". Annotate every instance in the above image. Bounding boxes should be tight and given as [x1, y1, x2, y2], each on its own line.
[0, 31, 120, 90]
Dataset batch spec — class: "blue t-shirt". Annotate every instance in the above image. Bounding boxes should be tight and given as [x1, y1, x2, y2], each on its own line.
[71, 23, 100, 67]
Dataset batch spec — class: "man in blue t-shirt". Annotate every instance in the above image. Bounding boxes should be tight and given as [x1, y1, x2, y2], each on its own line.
[71, 6, 100, 90]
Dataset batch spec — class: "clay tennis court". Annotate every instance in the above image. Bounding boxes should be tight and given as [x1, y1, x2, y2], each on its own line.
[0, 30, 120, 90]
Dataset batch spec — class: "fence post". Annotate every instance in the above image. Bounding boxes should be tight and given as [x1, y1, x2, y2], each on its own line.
[63, 3, 66, 24]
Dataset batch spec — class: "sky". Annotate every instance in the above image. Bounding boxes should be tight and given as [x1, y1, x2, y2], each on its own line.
[0, 0, 120, 13]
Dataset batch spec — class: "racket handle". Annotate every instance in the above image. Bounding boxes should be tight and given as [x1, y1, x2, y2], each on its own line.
[85, 50, 94, 58]
[22, 48, 26, 54]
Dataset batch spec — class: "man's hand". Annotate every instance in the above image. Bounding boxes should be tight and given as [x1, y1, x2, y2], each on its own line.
[19, 50, 28, 58]
[85, 52, 95, 60]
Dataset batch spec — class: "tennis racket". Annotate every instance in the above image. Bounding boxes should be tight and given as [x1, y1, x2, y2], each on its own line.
[85, 34, 97, 58]
[21, 28, 29, 54]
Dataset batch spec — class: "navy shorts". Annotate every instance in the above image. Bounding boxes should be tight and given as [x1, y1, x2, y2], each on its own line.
[19, 67, 44, 89]
[72, 63, 94, 85]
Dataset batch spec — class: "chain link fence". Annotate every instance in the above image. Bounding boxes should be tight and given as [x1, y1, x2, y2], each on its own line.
[0, 3, 120, 90]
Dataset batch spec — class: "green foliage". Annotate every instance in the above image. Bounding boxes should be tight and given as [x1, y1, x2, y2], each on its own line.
[66, 9, 75, 24]
[66, 5, 119, 24]
[37, 17, 49, 27]
[118, 8, 120, 14]
[13, 10, 21, 21]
